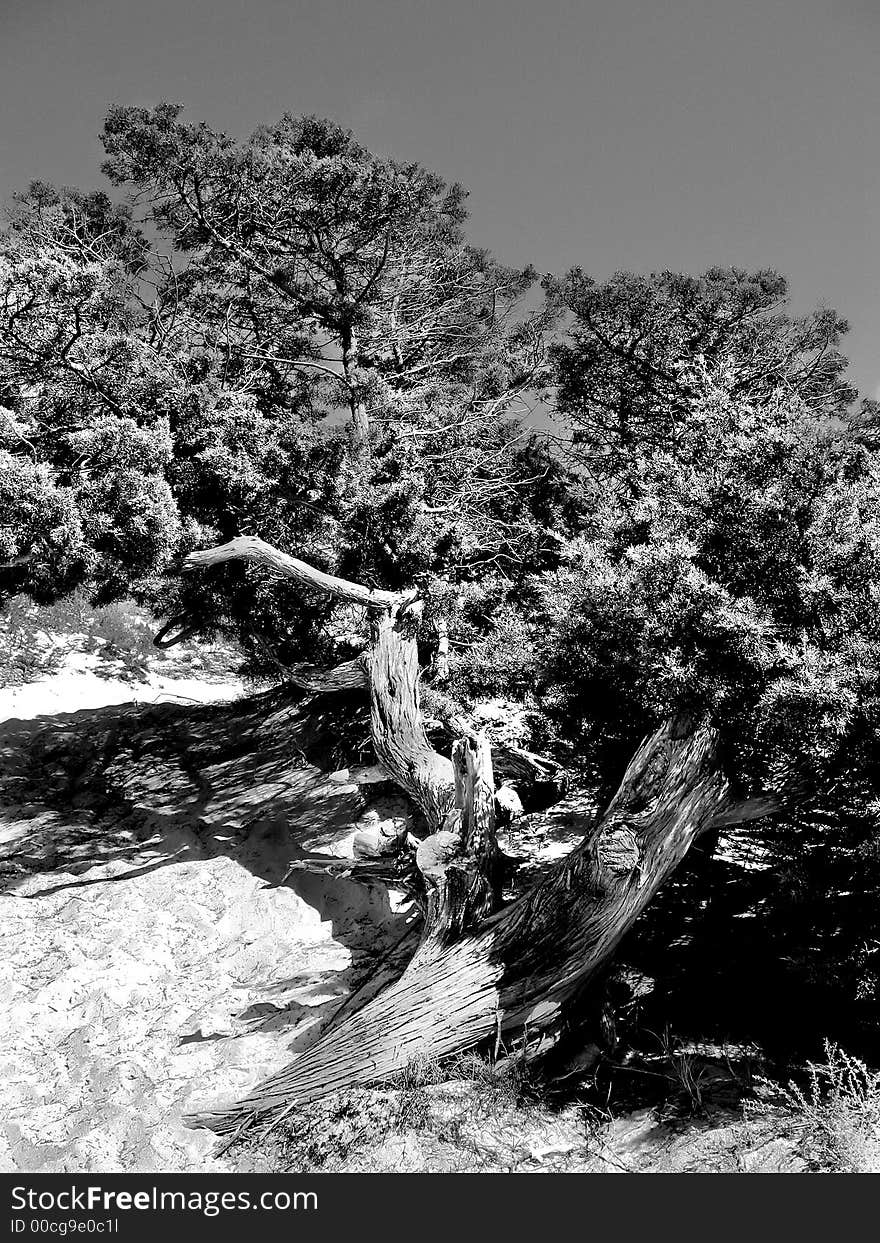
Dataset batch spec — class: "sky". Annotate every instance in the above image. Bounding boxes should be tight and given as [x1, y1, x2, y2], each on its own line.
[1, 0, 879, 397]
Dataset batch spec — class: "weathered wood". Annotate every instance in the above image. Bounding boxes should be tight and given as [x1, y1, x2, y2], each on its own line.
[178, 538, 796, 1137]
[286, 658, 368, 694]
[186, 935, 503, 1130]
[366, 604, 456, 832]
[706, 784, 808, 831]
[186, 716, 732, 1133]
[425, 695, 568, 811]
[283, 855, 403, 884]
[432, 617, 450, 683]
[417, 732, 504, 945]
[183, 536, 403, 609]
[175, 536, 563, 817]
[179, 537, 457, 828]
[491, 716, 728, 1037]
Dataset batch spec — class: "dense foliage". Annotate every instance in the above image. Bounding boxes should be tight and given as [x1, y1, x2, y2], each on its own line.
[0, 183, 184, 603]
[3, 108, 879, 789]
[1, 108, 879, 793]
[540, 268, 880, 793]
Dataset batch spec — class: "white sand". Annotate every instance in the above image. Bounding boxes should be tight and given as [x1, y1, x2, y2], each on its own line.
[0, 658, 401, 1172]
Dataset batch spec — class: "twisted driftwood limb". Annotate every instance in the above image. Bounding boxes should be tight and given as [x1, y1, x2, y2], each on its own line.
[176, 538, 506, 933]
[177, 538, 796, 1137]
[282, 855, 407, 885]
[185, 716, 732, 1133]
[153, 612, 201, 648]
[179, 536, 456, 830]
[188, 934, 503, 1133]
[183, 535, 404, 609]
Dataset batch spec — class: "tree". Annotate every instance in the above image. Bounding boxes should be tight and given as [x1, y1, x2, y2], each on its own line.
[97, 106, 564, 672]
[182, 272, 880, 1135]
[541, 270, 878, 801]
[0, 184, 184, 604]
[550, 266, 856, 486]
[99, 106, 549, 447]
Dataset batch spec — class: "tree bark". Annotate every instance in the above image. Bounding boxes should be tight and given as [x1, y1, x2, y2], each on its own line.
[186, 715, 734, 1131]
[177, 538, 784, 1137]
[183, 536, 400, 608]
[432, 616, 450, 683]
[180, 539, 499, 930]
[366, 603, 456, 832]
[490, 715, 728, 1040]
[418, 731, 504, 945]
[365, 605, 506, 938]
[287, 658, 368, 694]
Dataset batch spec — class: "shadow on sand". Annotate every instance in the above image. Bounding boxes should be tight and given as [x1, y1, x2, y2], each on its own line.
[0, 687, 416, 1056]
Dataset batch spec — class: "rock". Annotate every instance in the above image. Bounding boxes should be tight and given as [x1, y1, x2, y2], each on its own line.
[351, 799, 414, 859]
[495, 784, 524, 824]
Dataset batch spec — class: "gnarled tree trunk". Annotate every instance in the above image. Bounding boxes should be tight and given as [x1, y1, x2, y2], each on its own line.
[366, 603, 455, 833]
[176, 538, 783, 1133]
[187, 716, 735, 1131]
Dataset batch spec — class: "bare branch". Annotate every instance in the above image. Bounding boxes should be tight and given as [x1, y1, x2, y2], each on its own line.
[183, 536, 406, 609]
[707, 784, 809, 831]
[287, 658, 368, 693]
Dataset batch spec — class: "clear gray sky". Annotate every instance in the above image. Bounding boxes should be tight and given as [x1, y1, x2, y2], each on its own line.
[1, 0, 879, 397]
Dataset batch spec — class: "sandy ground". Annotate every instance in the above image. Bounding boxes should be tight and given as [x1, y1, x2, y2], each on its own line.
[330, 1099, 806, 1173]
[0, 650, 244, 721]
[0, 660, 809, 1175]
[0, 661, 409, 1173]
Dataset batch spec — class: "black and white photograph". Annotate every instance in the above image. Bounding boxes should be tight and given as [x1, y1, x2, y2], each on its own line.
[2, 0, 880, 1204]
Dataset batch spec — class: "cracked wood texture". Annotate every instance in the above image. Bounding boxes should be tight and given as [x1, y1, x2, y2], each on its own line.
[366, 605, 456, 833]
[178, 539, 515, 938]
[418, 732, 504, 946]
[189, 716, 732, 1132]
[183, 536, 404, 609]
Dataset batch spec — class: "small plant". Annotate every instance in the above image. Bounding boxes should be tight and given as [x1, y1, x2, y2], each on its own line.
[747, 1041, 880, 1172]
[387, 1051, 451, 1091]
[650, 1026, 715, 1114]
